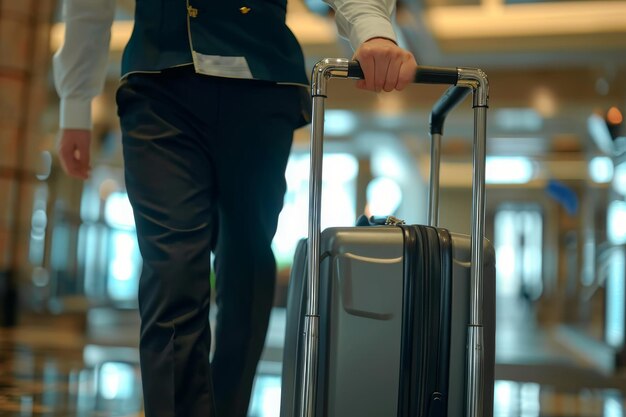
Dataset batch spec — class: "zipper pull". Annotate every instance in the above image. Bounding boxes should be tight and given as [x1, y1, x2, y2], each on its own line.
[385, 216, 406, 226]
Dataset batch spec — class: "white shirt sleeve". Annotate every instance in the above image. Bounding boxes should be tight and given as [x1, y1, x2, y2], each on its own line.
[53, 0, 116, 130]
[323, 0, 398, 50]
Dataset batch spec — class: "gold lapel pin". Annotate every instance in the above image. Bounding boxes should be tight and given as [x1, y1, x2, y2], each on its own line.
[239, 6, 251, 14]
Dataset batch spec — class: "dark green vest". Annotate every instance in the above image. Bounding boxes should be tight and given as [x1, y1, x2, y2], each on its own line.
[121, 0, 309, 85]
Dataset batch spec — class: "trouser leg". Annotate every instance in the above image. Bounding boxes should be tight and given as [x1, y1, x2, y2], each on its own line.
[118, 69, 303, 417]
[117, 71, 219, 417]
[210, 79, 301, 417]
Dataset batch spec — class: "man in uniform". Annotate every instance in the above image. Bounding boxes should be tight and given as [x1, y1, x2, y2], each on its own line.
[53, 0, 417, 416]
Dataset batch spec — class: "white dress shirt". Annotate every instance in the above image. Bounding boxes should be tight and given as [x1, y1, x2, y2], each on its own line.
[53, 0, 398, 130]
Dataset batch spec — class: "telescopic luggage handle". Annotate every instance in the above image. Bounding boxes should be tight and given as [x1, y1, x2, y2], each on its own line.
[345, 61, 460, 85]
[301, 58, 489, 417]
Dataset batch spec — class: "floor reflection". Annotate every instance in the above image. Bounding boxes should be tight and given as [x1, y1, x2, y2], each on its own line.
[1, 311, 626, 417]
[0, 335, 143, 416]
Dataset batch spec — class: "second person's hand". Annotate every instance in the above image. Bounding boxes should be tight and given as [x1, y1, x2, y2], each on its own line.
[353, 37, 418, 93]
[57, 128, 92, 180]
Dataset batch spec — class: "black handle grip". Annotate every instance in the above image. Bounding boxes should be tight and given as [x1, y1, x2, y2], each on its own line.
[430, 86, 471, 135]
[347, 61, 365, 79]
[347, 61, 458, 85]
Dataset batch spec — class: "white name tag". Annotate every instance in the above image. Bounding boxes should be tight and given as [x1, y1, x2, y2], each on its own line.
[192, 51, 253, 79]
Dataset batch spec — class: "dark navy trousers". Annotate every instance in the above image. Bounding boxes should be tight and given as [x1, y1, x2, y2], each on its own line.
[116, 66, 304, 417]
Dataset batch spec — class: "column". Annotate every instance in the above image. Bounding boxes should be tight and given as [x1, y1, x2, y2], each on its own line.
[0, 0, 56, 326]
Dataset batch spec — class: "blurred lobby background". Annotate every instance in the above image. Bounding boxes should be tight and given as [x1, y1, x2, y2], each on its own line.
[1, 0, 626, 415]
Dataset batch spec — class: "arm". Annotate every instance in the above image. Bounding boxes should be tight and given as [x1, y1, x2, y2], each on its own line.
[323, 0, 418, 92]
[53, 0, 116, 179]
[323, 0, 397, 49]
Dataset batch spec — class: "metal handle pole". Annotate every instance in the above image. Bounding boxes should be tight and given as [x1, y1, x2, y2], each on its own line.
[428, 86, 471, 228]
[457, 68, 489, 417]
[466, 105, 488, 417]
[300, 93, 325, 417]
[300, 58, 351, 417]
[428, 133, 442, 227]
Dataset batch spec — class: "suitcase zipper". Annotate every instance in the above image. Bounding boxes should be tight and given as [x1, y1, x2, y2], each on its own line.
[385, 215, 406, 226]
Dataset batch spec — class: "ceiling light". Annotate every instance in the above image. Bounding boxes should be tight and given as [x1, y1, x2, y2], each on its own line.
[589, 156, 614, 184]
[486, 156, 534, 184]
[494, 108, 542, 132]
[607, 200, 626, 245]
[367, 177, 403, 216]
[607, 107, 624, 125]
[588, 113, 616, 155]
[614, 161, 626, 195]
[324, 110, 358, 136]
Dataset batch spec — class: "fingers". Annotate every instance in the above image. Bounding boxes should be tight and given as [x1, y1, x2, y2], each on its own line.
[353, 38, 418, 93]
[396, 56, 417, 91]
[357, 53, 377, 91]
[58, 144, 89, 180]
[384, 57, 402, 92]
[374, 51, 389, 93]
[57, 129, 91, 180]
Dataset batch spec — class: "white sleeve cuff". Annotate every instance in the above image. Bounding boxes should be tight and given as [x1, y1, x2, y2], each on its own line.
[60, 97, 92, 130]
[348, 16, 397, 50]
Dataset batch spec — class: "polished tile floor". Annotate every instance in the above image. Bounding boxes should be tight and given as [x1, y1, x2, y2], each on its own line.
[1, 302, 626, 417]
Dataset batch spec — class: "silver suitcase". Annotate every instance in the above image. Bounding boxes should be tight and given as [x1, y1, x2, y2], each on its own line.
[281, 60, 494, 417]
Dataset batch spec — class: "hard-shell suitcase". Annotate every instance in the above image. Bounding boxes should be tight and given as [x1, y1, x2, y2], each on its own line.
[280, 60, 494, 417]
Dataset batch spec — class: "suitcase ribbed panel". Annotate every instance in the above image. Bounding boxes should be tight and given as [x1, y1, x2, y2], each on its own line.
[436, 228, 453, 417]
[398, 226, 452, 417]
